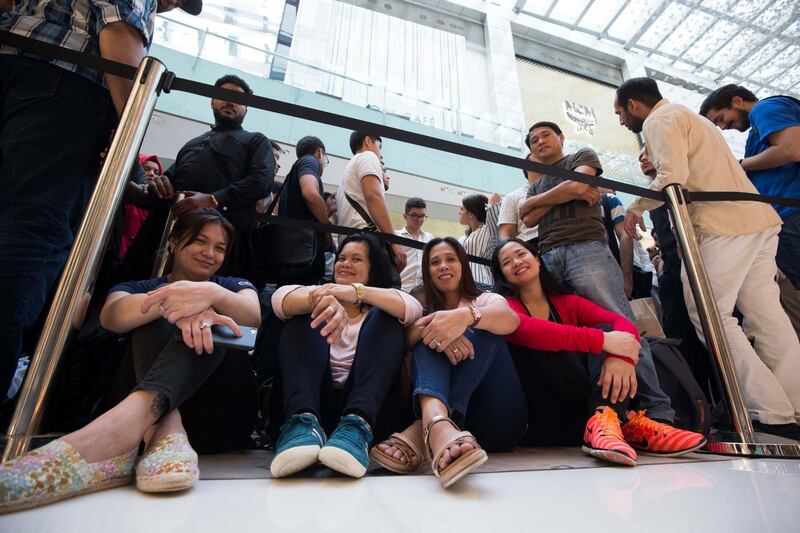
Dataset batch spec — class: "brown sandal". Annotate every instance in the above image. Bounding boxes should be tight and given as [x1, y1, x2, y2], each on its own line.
[370, 432, 427, 474]
[423, 415, 487, 488]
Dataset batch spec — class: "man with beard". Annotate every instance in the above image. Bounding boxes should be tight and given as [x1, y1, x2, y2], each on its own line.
[699, 85, 800, 339]
[118, 74, 276, 278]
[615, 77, 800, 440]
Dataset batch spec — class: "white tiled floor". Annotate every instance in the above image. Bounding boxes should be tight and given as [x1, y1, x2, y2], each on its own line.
[2, 458, 800, 532]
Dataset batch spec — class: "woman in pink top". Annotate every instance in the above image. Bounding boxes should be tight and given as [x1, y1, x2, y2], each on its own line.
[492, 238, 706, 466]
[268, 233, 422, 480]
[372, 237, 527, 489]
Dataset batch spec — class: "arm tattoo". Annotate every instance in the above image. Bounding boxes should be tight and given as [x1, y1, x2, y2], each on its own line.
[150, 392, 170, 419]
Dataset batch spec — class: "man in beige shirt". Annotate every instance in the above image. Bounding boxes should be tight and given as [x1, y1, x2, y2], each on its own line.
[614, 77, 800, 439]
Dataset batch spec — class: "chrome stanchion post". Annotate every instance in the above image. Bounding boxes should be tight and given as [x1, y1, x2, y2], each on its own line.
[664, 184, 800, 458]
[2, 57, 168, 462]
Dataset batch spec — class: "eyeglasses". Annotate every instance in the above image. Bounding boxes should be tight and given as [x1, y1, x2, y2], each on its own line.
[406, 214, 427, 220]
[323, 152, 330, 165]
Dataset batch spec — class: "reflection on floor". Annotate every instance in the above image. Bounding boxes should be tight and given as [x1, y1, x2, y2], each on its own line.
[2, 449, 800, 532]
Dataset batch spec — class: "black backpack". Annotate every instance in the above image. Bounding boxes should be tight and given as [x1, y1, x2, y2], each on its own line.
[649, 338, 711, 435]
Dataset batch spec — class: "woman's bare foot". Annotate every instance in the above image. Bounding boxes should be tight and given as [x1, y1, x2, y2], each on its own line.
[427, 420, 476, 472]
[376, 420, 424, 464]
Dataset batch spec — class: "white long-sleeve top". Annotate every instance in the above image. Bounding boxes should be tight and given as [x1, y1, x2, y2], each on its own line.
[629, 99, 780, 237]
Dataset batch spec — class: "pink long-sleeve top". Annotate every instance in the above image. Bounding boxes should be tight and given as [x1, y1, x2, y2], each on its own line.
[505, 293, 639, 364]
[272, 285, 423, 385]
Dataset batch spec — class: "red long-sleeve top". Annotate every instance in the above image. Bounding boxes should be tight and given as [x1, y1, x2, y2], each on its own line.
[505, 294, 639, 362]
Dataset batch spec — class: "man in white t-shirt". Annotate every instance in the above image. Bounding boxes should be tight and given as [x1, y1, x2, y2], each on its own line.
[336, 132, 406, 272]
[396, 197, 434, 292]
[499, 152, 539, 245]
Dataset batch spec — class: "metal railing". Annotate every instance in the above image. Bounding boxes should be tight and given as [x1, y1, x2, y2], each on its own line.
[2, 57, 168, 463]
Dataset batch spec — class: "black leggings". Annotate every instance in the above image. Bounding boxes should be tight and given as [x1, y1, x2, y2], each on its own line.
[112, 319, 257, 453]
[509, 343, 630, 447]
[274, 307, 406, 436]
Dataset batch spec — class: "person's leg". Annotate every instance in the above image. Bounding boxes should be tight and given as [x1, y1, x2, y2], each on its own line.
[457, 333, 528, 453]
[270, 314, 330, 477]
[64, 319, 228, 462]
[682, 232, 797, 426]
[0, 57, 114, 395]
[276, 314, 330, 419]
[735, 227, 800, 423]
[560, 241, 675, 421]
[318, 308, 406, 477]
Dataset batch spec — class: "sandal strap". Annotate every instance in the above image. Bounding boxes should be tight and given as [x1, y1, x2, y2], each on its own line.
[380, 432, 423, 463]
[423, 415, 482, 476]
[423, 415, 461, 460]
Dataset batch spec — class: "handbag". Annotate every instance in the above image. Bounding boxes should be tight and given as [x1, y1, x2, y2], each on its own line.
[238, 181, 320, 286]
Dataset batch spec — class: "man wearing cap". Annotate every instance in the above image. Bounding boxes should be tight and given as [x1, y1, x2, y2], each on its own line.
[0, 0, 202, 398]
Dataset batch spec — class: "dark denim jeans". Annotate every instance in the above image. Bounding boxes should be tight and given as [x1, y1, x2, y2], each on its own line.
[541, 241, 676, 421]
[276, 307, 406, 433]
[0, 56, 115, 395]
[777, 212, 800, 289]
[412, 329, 529, 452]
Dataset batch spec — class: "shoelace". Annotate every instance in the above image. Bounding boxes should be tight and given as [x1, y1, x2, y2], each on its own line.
[629, 411, 673, 435]
[595, 409, 626, 441]
[335, 417, 371, 450]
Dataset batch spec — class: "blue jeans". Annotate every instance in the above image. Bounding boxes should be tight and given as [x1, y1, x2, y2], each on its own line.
[541, 241, 676, 421]
[777, 212, 800, 289]
[412, 329, 528, 452]
[0, 56, 115, 395]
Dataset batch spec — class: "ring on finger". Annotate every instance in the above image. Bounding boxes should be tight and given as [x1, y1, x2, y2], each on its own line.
[434, 338, 442, 347]
[199, 321, 211, 330]
[452, 348, 460, 354]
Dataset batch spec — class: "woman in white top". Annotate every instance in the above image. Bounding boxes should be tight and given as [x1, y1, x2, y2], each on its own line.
[371, 237, 528, 488]
[269, 233, 422, 479]
[459, 193, 501, 286]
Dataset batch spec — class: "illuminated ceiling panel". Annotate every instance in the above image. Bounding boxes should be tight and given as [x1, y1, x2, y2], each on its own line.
[515, 0, 800, 97]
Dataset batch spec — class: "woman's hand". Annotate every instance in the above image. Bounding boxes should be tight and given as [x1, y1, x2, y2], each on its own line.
[142, 280, 219, 323]
[416, 308, 472, 353]
[442, 335, 475, 365]
[308, 283, 358, 306]
[175, 307, 240, 355]
[601, 331, 641, 364]
[310, 294, 348, 344]
[597, 358, 637, 404]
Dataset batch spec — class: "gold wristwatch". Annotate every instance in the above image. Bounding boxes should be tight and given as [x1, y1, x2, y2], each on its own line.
[352, 283, 365, 305]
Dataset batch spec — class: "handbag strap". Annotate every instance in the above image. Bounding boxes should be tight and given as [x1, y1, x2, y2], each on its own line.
[601, 194, 621, 264]
[344, 193, 379, 232]
[266, 179, 287, 216]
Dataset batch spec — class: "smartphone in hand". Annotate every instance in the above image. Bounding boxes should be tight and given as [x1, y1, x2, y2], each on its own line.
[211, 324, 258, 351]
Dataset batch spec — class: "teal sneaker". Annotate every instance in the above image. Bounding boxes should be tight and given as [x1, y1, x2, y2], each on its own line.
[318, 414, 373, 478]
[270, 413, 326, 478]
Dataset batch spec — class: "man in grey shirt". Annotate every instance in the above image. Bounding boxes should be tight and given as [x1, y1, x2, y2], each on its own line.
[519, 121, 676, 425]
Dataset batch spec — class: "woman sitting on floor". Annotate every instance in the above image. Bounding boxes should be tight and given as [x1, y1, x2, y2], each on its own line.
[492, 238, 706, 466]
[268, 232, 422, 479]
[371, 237, 528, 488]
[0, 209, 261, 513]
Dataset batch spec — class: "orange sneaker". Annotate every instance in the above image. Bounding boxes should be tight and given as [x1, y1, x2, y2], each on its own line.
[582, 407, 637, 466]
[622, 411, 707, 457]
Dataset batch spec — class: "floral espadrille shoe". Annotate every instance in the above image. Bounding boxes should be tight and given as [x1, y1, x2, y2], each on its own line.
[0, 439, 136, 514]
[136, 433, 198, 493]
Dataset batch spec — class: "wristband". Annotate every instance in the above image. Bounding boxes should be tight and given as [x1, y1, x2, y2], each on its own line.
[606, 354, 636, 366]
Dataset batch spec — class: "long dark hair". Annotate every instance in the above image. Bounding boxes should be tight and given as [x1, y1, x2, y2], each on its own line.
[422, 237, 481, 312]
[461, 194, 488, 225]
[335, 232, 394, 289]
[491, 238, 570, 298]
[164, 208, 235, 274]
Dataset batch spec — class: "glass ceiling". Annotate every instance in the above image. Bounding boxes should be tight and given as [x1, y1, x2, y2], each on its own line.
[514, 0, 800, 98]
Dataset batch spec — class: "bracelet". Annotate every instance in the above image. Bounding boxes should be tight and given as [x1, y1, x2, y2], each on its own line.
[606, 354, 636, 366]
[352, 283, 365, 305]
[468, 305, 481, 328]
[210, 194, 219, 208]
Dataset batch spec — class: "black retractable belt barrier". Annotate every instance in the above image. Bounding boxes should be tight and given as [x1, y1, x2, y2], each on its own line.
[2, 29, 799, 231]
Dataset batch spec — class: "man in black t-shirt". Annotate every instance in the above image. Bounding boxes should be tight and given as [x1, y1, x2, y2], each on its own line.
[519, 121, 676, 423]
[275, 136, 329, 285]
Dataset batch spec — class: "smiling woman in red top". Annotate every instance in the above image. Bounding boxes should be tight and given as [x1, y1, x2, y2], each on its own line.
[491, 238, 705, 466]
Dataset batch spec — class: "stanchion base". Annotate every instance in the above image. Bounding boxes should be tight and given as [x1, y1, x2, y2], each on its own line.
[702, 431, 800, 458]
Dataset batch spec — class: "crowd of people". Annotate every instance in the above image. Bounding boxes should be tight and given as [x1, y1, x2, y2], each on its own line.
[1, 0, 799, 516]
